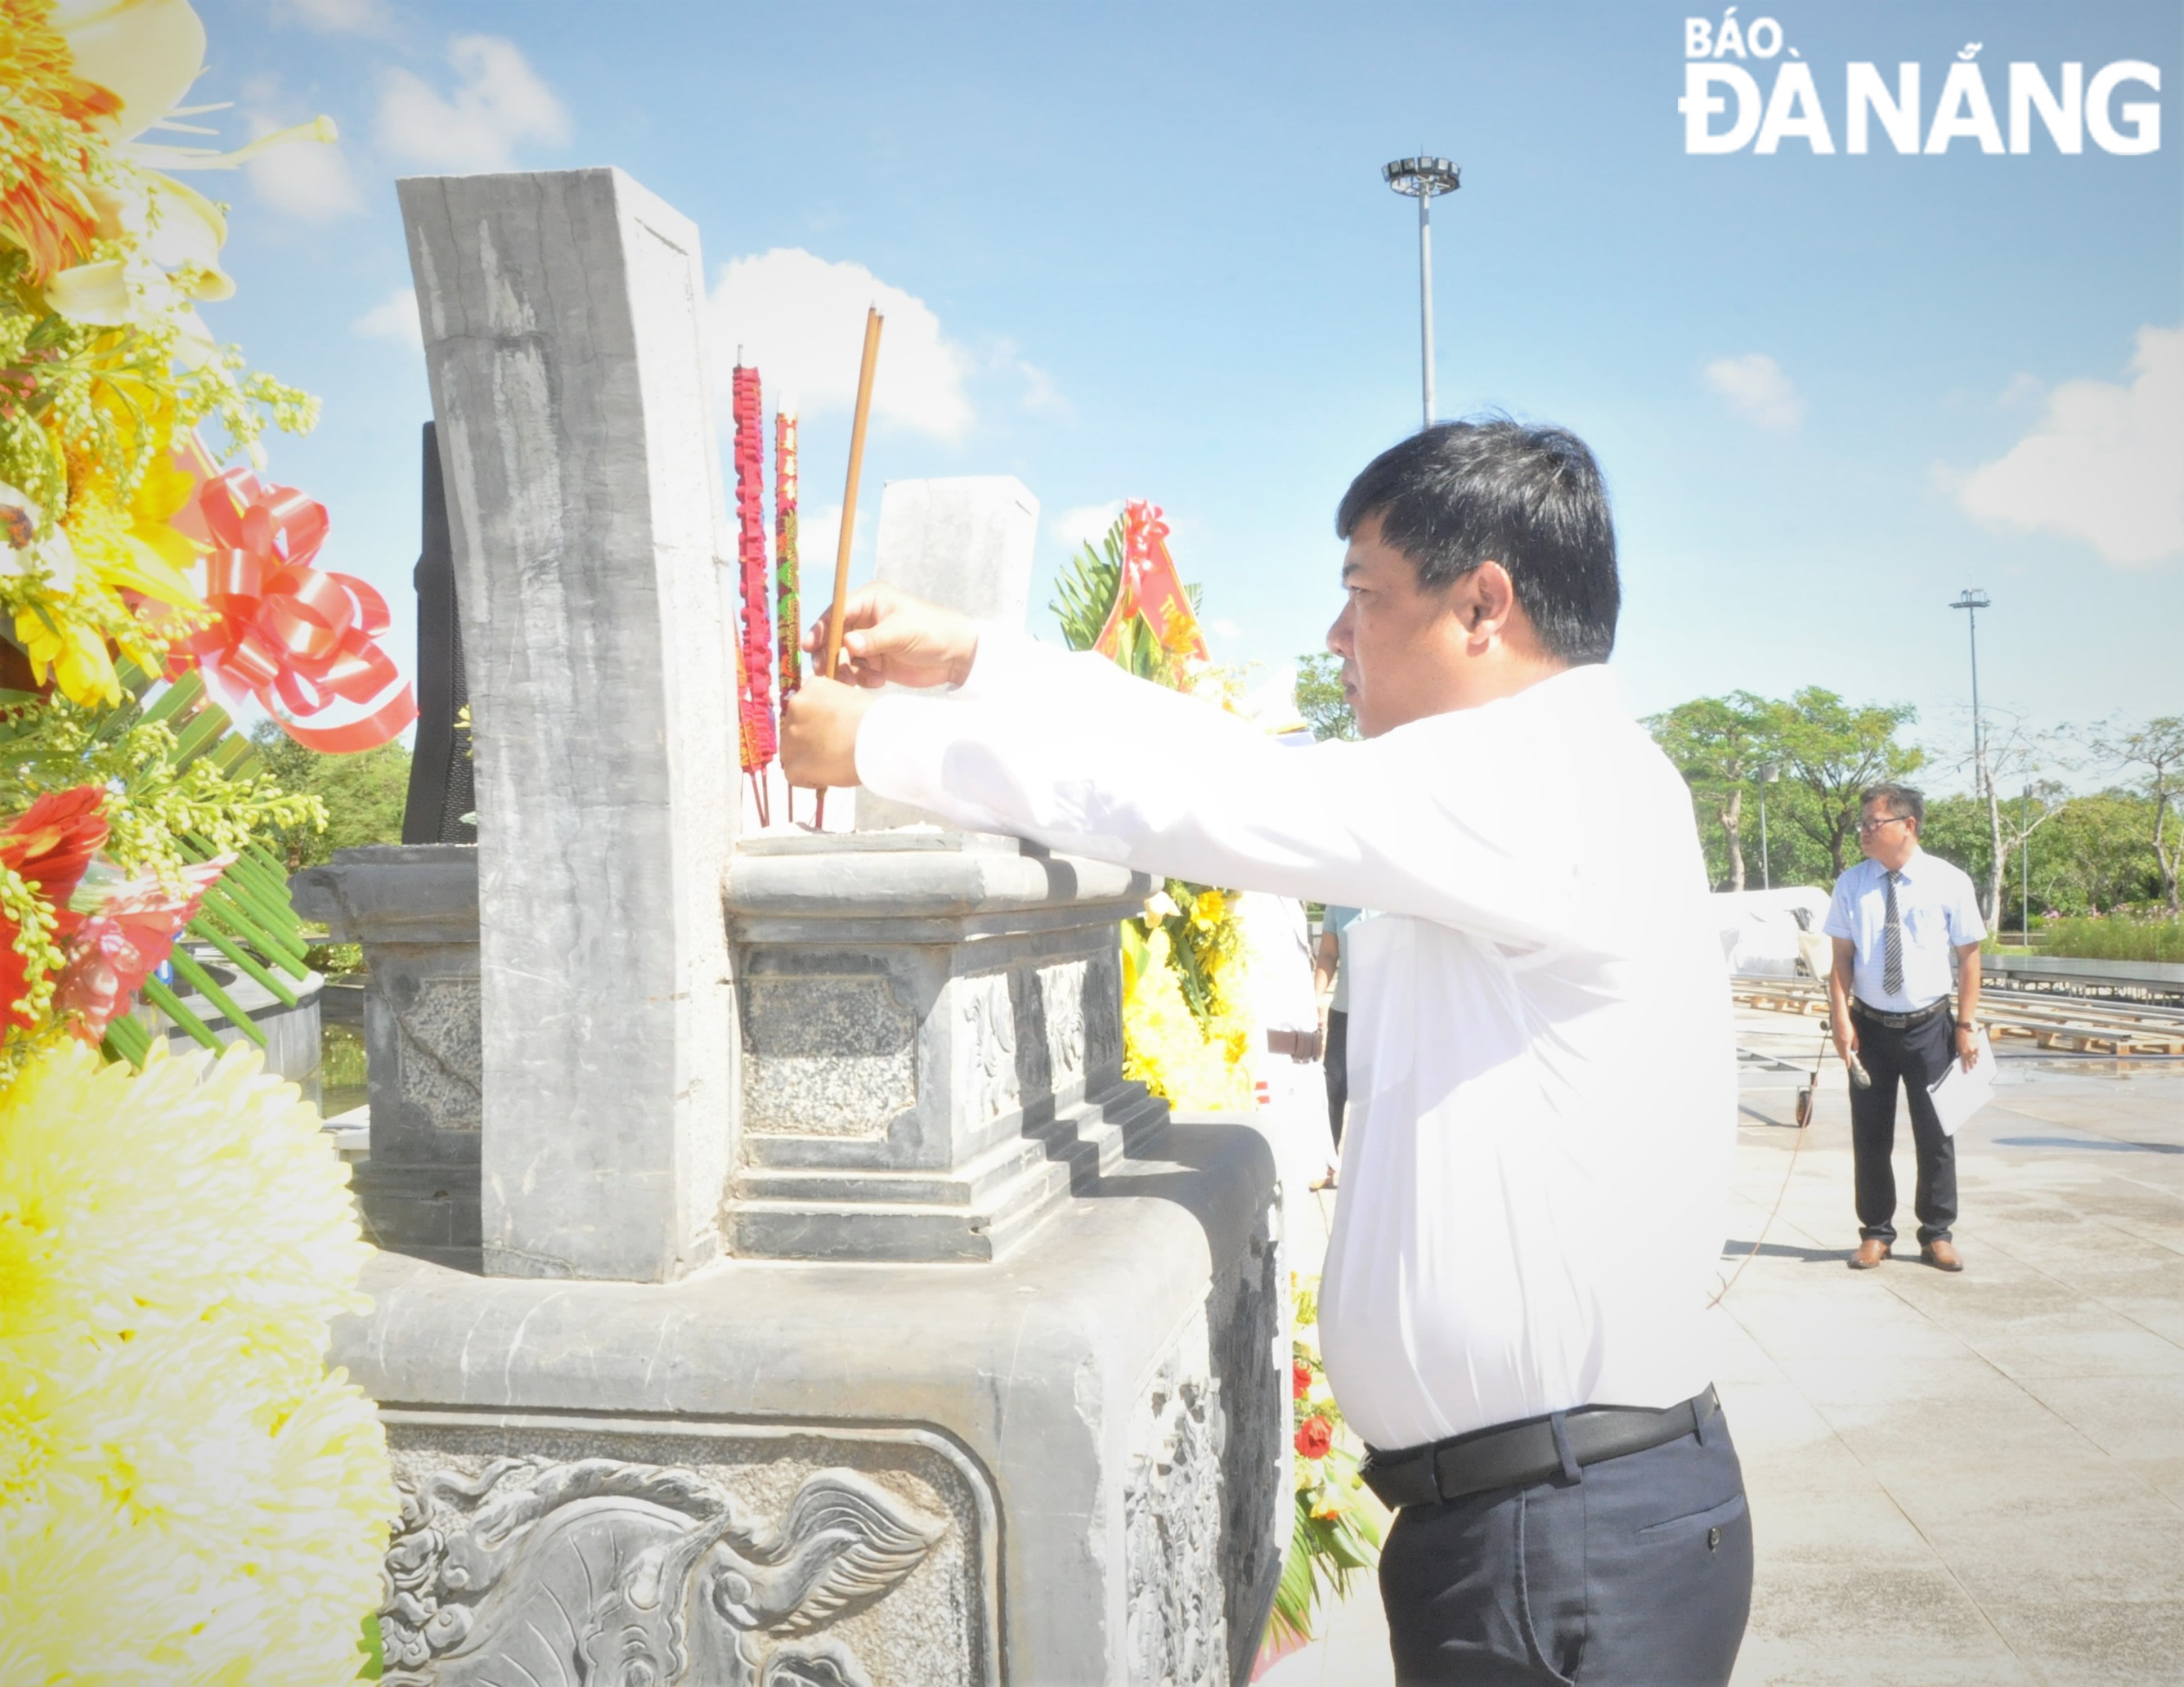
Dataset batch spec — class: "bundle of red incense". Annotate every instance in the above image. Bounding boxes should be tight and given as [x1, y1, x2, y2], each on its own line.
[732, 366, 775, 822]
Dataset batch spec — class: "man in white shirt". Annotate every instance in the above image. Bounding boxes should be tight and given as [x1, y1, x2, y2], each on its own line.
[1823, 784, 1987, 1273]
[782, 420, 1749, 1684]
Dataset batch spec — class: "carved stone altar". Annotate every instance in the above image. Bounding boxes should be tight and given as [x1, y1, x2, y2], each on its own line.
[321, 165, 1285, 1685]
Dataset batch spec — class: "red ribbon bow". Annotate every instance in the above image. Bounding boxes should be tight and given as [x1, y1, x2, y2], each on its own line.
[184, 468, 417, 752]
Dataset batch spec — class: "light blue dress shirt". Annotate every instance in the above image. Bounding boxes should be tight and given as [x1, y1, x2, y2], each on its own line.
[1324, 904, 1362, 1012]
[1822, 849, 1987, 1012]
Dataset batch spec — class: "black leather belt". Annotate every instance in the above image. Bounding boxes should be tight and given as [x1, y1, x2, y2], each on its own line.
[1852, 997, 1949, 1030]
[1358, 1386, 1719, 1510]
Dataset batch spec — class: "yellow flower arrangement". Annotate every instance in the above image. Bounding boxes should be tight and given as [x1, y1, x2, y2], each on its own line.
[1121, 910, 1253, 1111]
[1, 0, 326, 708]
[0, 1038, 393, 1684]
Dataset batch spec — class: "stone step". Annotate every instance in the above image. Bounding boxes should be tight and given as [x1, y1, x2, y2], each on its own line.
[729, 1086, 1169, 1263]
[735, 1087, 1146, 1208]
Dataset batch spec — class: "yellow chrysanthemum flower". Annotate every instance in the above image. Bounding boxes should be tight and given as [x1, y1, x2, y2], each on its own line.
[0, 1039, 393, 1684]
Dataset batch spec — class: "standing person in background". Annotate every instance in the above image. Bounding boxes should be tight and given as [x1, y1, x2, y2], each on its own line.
[1824, 783, 1986, 1273]
[1238, 888, 1339, 1230]
[1315, 904, 1363, 1175]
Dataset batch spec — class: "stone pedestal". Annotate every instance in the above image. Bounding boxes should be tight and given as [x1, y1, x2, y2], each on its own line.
[729, 833, 1164, 1263]
[339, 1111, 1285, 1687]
[293, 845, 481, 1270]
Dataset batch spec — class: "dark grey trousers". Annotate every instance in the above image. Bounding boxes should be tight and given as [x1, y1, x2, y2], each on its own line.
[1377, 1402, 1752, 1684]
[1849, 1007, 1958, 1245]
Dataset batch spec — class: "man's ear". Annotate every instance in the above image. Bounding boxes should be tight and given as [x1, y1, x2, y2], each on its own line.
[1459, 561, 1518, 640]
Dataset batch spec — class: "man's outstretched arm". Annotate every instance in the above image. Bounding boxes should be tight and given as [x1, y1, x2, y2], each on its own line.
[782, 589, 1626, 953]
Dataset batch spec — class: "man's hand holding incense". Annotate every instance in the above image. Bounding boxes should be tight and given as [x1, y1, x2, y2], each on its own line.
[778, 676, 872, 789]
[801, 584, 978, 689]
[782, 586, 979, 790]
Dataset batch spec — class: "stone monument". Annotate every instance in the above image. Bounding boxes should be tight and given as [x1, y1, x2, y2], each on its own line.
[319, 168, 1285, 1685]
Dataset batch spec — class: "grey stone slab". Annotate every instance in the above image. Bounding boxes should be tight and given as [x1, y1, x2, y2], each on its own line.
[858, 475, 1037, 834]
[335, 1113, 1286, 1686]
[872, 476, 1038, 625]
[401, 168, 738, 1283]
[295, 846, 482, 1258]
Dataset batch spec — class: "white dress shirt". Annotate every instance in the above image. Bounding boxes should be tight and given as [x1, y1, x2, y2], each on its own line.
[1822, 849, 1986, 1013]
[857, 632, 1735, 1451]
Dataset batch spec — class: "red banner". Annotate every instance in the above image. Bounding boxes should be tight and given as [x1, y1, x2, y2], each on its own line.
[1094, 500, 1209, 664]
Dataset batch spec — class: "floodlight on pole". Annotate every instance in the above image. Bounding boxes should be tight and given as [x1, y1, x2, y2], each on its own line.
[1950, 588, 1992, 805]
[1383, 155, 1460, 430]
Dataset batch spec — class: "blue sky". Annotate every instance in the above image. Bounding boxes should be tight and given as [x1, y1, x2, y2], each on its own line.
[191, 0, 2181, 786]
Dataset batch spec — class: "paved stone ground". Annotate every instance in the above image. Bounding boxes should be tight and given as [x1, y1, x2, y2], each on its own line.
[1262, 1003, 2184, 1685]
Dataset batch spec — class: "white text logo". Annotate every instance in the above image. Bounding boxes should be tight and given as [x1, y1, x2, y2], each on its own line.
[1679, 11, 2161, 155]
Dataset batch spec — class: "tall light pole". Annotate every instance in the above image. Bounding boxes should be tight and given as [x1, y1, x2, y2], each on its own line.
[2021, 780, 2034, 940]
[1951, 587, 1991, 799]
[1757, 763, 1780, 891]
[1383, 156, 1460, 430]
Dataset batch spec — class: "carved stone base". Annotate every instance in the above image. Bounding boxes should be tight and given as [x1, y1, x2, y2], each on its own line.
[339, 1116, 1285, 1686]
[379, 1416, 994, 1686]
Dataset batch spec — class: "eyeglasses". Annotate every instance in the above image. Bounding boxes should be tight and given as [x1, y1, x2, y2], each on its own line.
[1856, 814, 1912, 834]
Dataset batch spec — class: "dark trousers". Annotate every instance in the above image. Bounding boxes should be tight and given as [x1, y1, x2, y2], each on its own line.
[1324, 1008, 1349, 1147]
[1849, 1007, 1958, 1246]
[1378, 1403, 1752, 1684]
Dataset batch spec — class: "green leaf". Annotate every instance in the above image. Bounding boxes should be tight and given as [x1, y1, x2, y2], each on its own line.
[168, 947, 267, 1049]
[141, 973, 222, 1052]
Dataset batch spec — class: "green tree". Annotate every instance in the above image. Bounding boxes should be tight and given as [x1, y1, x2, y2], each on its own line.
[1644, 693, 1780, 892]
[2092, 715, 2184, 914]
[1294, 653, 1357, 742]
[1774, 689, 1923, 878]
[249, 722, 413, 869]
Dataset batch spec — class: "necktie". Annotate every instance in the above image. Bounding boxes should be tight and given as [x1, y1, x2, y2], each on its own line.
[1883, 870, 1905, 998]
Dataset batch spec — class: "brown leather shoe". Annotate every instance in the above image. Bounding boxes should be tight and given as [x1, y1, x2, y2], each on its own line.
[1848, 1238, 1890, 1270]
[1921, 1239, 1965, 1272]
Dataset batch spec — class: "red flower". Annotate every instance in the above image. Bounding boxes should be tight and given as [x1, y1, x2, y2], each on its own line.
[0, 786, 109, 1030]
[1295, 1416, 1334, 1460]
[52, 858, 227, 1041]
[0, 786, 109, 909]
[1292, 1360, 1312, 1400]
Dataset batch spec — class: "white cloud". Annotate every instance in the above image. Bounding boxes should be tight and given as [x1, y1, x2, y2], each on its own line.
[1951, 325, 2184, 568]
[351, 285, 422, 348]
[376, 36, 569, 173]
[1703, 352, 1805, 431]
[1016, 359, 1069, 417]
[244, 114, 363, 222]
[709, 249, 972, 440]
[271, 0, 385, 31]
[1208, 617, 1245, 641]
[1051, 501, 1123, 550]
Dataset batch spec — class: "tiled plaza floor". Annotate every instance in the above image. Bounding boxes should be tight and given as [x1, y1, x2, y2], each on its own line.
[1263, 1004, 2184, 1685]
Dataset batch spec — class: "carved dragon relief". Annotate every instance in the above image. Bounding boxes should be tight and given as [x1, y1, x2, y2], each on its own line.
[379, 1458, 949, 1687]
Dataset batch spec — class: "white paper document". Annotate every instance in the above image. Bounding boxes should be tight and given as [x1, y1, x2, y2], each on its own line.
[1927, 1029, 1997, 1137]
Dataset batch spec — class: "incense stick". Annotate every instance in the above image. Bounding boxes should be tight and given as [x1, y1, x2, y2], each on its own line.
[814, 306, 884, 828]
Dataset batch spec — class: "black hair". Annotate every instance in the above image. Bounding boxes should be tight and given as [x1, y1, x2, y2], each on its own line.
[1860, 782, 1926, 826]
[1334, 417, 1620, 663]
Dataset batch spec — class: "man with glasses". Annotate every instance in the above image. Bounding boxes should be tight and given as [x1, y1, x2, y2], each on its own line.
[1823, 783, 1987, 1272]
[783, 420, 1751, 1684]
